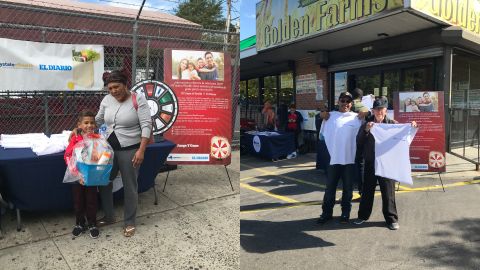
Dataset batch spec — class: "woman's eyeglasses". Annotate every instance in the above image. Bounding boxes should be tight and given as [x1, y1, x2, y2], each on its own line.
[339, 99, 352, 103]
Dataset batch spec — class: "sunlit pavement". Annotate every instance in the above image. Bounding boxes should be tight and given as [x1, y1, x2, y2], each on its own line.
[0, 151, 240, 270]
[240, 152, 480, 270]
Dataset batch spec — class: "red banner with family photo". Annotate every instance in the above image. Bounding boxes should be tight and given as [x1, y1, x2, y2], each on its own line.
[394, 91, 446, 172]
[163, 49, 232, 165]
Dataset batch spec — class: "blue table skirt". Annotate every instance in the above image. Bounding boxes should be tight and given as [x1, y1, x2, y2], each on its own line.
[0, 141, 175, 211]
[243, 132, 295, 159]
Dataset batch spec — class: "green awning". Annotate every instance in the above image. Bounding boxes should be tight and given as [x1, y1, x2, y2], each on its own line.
[240, 35, 256, 51]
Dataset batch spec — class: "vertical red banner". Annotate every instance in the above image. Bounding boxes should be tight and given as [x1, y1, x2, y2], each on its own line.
[163, 49, 232, 165]
[394, 91, 446, 172]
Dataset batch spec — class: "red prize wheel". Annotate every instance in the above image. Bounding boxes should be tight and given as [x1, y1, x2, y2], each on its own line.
[211, 136, 231, 159]
[428, 151, 445, 168]
[131, 80, 179, 135]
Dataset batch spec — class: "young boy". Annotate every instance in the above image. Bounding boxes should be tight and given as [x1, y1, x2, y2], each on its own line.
[64, 110, 100, 238]
[286, 103, 304, 158]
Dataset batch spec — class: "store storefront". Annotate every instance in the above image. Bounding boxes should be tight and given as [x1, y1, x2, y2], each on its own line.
[241, 0, 480, 160]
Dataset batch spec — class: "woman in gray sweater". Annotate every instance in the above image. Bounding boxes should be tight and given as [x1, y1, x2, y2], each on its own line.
[95, 70, 152, 237]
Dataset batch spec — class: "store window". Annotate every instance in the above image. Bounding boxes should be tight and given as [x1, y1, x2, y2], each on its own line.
[263, 76, 277, 105]
[356, 73, 380, 96]
[279, 72, 294, 106]
[240, 80, 247, 118]
[334, 72, 348, 106]
[383, 70, 400, 109]
[278, 72, 294, 130]
[402, 67, 432, 92]
[245, 79, 260, 123]
[451, 49, 480, 147]
[247, 79, 260, 106]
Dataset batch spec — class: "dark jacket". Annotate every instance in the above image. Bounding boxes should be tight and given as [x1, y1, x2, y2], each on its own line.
[315, 113, 322, 137]
[356, 115, 395, 164]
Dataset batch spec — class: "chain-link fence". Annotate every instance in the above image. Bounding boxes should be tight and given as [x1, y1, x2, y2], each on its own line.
[0, 1, 240, 145]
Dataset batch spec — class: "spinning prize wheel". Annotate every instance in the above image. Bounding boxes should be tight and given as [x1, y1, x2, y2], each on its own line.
[131, 80, 179, 135]
[428, 151, 445, 168]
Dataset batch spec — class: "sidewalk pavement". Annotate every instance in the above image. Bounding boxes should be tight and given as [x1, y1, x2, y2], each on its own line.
[240, 152, 480, 270]
[0, 151, 239, 270]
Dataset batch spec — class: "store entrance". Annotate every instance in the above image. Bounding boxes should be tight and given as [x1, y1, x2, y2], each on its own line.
[333, 60, 436, 111]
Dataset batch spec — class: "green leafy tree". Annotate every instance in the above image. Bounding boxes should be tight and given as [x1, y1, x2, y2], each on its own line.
[174, 0, 226, 30]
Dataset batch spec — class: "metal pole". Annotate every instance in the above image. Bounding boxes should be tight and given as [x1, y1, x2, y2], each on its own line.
[232, 25, 240, 141]
[224, 165, 234, 192]
[464, 109, 467, 156]
[114, 47, 118, 69]
[162, 170, 170, 192]
[132, 0, 147, 85]
[146, 39, 150, 80]
[132, 20, 138, 85]
[224, 0, 231, 51]
[477, 109, 479, 168]
[156, 56, 160, 80]
[43, 92, 49, 135]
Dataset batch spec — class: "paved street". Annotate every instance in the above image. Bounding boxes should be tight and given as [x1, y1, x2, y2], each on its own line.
[0, 151, 239, 270]
[241, 152, 480, 270]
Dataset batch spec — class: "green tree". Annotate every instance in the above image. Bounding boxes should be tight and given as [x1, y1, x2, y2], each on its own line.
[174, 0, 226, 30]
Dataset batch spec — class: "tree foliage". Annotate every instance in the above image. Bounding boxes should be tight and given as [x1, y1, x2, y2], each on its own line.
[174, 0, 226, 30]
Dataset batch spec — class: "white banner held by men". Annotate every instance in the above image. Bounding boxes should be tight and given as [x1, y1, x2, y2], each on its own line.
[0, 38, 104, 91]
[320, 111, 362, 165]
[370, 123, 418, 185]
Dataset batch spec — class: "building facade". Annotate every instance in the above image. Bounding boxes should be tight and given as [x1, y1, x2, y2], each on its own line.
[241, 0, 480, 157]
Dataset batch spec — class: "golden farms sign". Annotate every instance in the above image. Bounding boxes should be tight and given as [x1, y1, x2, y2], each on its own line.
[412, 0, 480, 34]
[256, 0, 404, 51]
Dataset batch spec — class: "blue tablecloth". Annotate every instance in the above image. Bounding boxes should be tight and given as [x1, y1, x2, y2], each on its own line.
[243, 131, 295, 159]
[0, 141, 176, 211]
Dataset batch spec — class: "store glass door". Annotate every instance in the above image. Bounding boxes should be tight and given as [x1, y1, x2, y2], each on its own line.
[401, 66, 432, 92]
[383, 70, 400, 109]
[355, 72, 398, 110]
[340, 64, 430, 111]
[356, 73, 381, 96]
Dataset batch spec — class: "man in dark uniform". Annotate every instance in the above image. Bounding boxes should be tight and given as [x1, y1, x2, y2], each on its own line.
[354, 97, 417, 230]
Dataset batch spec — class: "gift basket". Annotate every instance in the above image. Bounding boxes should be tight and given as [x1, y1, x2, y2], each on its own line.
[64, 134, 114, 186]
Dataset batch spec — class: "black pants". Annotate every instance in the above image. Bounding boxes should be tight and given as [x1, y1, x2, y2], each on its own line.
[286, 129, 300, 150]
[357, 163, 398, 224]
[322, 164, 355, 218]
[355, 159, 364, 194]
[72, 184, 98, 226]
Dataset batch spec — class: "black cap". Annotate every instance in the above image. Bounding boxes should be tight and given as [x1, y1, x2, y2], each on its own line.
[339, 91, 353, 100]
[373, 96, 388, 109]
[351, 88, 363, 99]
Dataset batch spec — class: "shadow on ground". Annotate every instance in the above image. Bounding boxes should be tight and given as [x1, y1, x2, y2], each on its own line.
[240, 218, 335, 254]
[247, 172, 324, 196]
[413, 218, 480, 269]
[240, 201, 321, 212]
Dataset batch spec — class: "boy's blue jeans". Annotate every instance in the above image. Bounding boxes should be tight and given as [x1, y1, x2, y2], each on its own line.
[321, 164, 355, 218]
